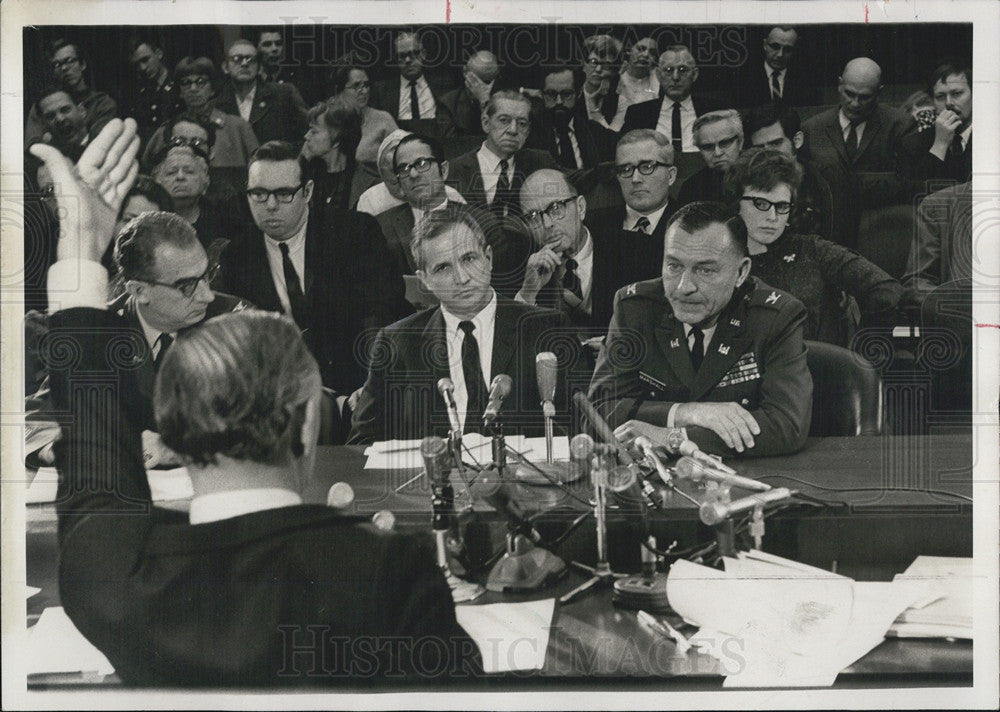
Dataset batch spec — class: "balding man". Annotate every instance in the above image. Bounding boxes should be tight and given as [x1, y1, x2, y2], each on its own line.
[801, 57, 916, 248]
[439, 51, 500, 137]
[621, 45, 721, 152]
[216, 39, 308, 145]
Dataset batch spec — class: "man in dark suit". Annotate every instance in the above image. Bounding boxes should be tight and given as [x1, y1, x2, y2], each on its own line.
[216, 39, 308, 147]
[368, 31, 453, 139]
[31, 119, 482, 685]
[375, 133, 465, 275]
[621, 45, 718, 154]
[801, 57, 916, 248]
[26, 210, 251, 469]
[216, 141, 410, 396]
[733, 26, 820, 110]
[676, 109, 744, 207]
[902, 62, 972, 185]
[525, 67, 617, 170]
[349, 204, 586, 444]
[438, 50, 498, 138]
[594, 202, 812, 458]
[255, 27, 319, 105]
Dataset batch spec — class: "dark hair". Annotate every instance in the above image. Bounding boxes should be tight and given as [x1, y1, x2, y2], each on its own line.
[163, 113, 217, 150]
[306, 98, 362, 166]
[393, 133, 446, 172]
[723, 147, 803, 205]
[113, 210, 200, 281]
[155, 311, 320, 467]
[485, 88, 531, 117]
[117, 175, 174, 220]
[743, 104, 801, 143]
[249, 140, 310, 182]
[127, 36, 161, 57]
[928, 61, 972, 93]
[664, 201, 748, 257]
[174, 56, 216, 83]
[34, 85, 74, 115]
[410, 203, 491, 270]
[327, 53, 366, 96]
[541, 65, 580, 90]
[254, 26, 284, 44]
[48, 38, 83, 63]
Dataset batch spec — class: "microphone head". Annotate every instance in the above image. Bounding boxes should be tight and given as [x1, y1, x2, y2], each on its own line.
[569, 433, 595, 461]
[633, 435, 654, 452]
[326, 481, 355, 509]
[676, 440, 699, 457]
[699, 501, 728, 526]
[535, 352, 558, 401]
[437, 377, 455, 397]
[490, 373, 513, 398]
[674, 455, 705, 482]
[606, 465, 637, 494]
[421, 435, 447, 459]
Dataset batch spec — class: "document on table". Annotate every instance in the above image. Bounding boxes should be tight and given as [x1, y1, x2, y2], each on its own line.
[26, 607, 115, 676]
[363, 434, 569, 470]
[890, 556, 974, 638]
[455, 599, 555, 673]
[666, 551, 925, 687]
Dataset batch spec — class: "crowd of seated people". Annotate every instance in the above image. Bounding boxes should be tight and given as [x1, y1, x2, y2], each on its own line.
[23, 25, 975, 454]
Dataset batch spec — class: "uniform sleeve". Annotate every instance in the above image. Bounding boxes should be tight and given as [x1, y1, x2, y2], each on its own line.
[813, 238, 903, 328]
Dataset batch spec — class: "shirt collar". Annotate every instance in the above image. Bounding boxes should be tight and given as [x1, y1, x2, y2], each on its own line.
[960, 123, 973, 147]
[134, 299, 171, 348]
[664, 95, 695, 111]
[263, 210, 309, 251]
[478, 141, 513, 170]
[571, 226, 593, 262]
[624, 202, 670, 232]
[683, 321, 718, 348]
[765, 61, 784, 78]
[410, 196, 449, 223]
[440, 288, 498, 342]
[189, 488, 303, 525]
[838, 109, 867, 131]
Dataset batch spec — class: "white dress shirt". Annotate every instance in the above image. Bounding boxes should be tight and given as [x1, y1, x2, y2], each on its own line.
[440, 289, 498, 431]
[235, 84, 257, 123]
[655, 95, 697, 152]
[190, 488, 302, 525]
[408, 196, 449, 224]
[263, 215, 308, 316]
[475, 143, 515, 205]
[397, 75, 437, 120]
[838, 109, 867, 146]
[623, 202, 671, 233]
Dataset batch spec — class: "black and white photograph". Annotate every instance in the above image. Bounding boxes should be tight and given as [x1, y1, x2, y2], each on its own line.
[1, 0, 997, 708]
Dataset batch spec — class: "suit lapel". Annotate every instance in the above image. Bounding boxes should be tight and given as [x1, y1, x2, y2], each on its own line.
[825, 113, 851, 166]
[120, 298, 157, 401]
[855, 106, 881, 161]
[654, 311, 694, 388]
[247, 233, 283, 311]
[391, 206, 417, 272]
[249, 82, 274, 129]
[490, 298, 517, 380]
[421, 308, 451, 384]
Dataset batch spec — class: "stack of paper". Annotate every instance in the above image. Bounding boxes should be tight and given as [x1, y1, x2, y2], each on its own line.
[889, 556, 973, 639]
[455, 599, 554, 673]
[666, 550, 925, 687]
[363, 434, 569, 470]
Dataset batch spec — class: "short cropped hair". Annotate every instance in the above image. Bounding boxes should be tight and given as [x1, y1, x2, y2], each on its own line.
[48, 38, 84, 63]
[723, 147, 804, 204]
[743, 104, 801, 142]
[693, 109, 744, 144]
[113, 211, 200, 281]
[306, 97, 362, 166]
[155, 311, 320, 467]
[174, 56, 216, 83]
[485, 89, 531, 117]
[393, 133, 446, 172]
[34, 85, 75, 116]
[410, 203, 490, 271]
[249, 140, 310, 183]
[929, 61, 971, 92]
[665, 201, 748, 258]
[616, 129, 675, 165]
[327, 53, 364, 96]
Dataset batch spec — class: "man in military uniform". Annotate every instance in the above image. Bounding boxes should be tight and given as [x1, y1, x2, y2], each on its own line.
[128, 38, 183, 145]
[591, 201, 812, 457]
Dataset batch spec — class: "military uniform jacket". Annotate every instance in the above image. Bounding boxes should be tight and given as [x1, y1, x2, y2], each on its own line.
[589, 276, 812, 457]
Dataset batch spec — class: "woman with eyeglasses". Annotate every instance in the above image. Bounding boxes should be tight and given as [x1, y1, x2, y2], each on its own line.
[327, 59, 398, 165]
[725, 147, 903, 346]
[301, 97, 373, 211]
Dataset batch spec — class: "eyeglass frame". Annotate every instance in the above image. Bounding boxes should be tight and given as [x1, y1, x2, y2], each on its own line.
[615, 160, 674, 178]
[138, 263, 219, 299]
[178, 76, 211, 88]
[394, 156, 439, 180]
[522, 196, 578, 225]
[659, 64, 695, 76]
[245, 183, 306, 204]
[740, 195, 794, 215]
[51, 56, 81, 70]
[228, 53, 258, 66]
[695, 135, 741, 153]
[165, 135, 210, 160]
[542, 89, 577, 102]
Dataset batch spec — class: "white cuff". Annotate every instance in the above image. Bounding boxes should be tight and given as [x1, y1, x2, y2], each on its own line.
[667, 402, 681, 428]
[47, 259, 109, 312]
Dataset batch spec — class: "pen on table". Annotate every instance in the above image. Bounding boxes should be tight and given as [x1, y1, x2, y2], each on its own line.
[637, 610, 691, 654]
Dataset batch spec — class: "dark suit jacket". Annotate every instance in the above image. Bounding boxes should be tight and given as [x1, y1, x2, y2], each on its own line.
[676, 166, 725, 208]
[620, 94, 720, 136]
[216, 208, 411, 394]
[446, 146, 559, 211]
[438, 85, 485, 137]
[216, 80, 308, 146]
[901, 128, 972, 186]
[375, 199, 465, 276]
[47, 306, 481, 686]
[589, 277, 812, 457]
[524, 105, 618, 169]
[369, 75, 454, 140]
[348, 296, 589, 444]
[733, 61, 821, 110]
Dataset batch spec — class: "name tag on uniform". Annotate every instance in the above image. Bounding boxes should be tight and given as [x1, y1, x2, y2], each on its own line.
[639, 370, 668, 393]
[717, 351, 761, 388]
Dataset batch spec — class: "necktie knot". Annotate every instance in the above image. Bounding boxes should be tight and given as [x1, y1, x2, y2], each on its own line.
[153, 332, 174, 370]
[634, 216, 651, 234]
[562, 258, 583, 301]
[279, 242, 290, 257]
[459, 320, 475, 336]
[498, 159, 509, 174]
[688, 325, 704, 372]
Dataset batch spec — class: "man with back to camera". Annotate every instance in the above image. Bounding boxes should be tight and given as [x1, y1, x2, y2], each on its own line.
[591, 201, 812, 458]
[676, 109, 744, 208]
[29, 119, 482, 685]
[349, 203, 585, 444]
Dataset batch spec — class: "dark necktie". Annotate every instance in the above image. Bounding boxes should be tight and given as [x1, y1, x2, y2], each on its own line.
[459, 321, 487, 427]
[845, 122, 859, 162]
[279, 242, 307, 328]
[562, 257, 583, 301]
[688, 325, 704, 372]
[555, 122, 577, 169]
[671, 101, 683, 153]
[949, 132, 964, 158]
[153, 332, 173, 371]
[409, 81, 421, 120]
[770, 70, 782, 99]
[633, 216, 651, 234]
[494, 159, 511, 216]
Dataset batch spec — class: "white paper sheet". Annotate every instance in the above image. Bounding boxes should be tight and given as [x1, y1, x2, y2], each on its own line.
[26, 607, 115, 676]
[455, 598, 555, 673]
[26, 466, 194, 503]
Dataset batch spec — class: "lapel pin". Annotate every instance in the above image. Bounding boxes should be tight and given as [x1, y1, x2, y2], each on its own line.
[718, 344, 730, 355]
[765, 291, 780, 304]
[729, 318, 741, 326]
[670, 338, 680, 348]
[741, 398, 750, 406]
[783, 253, 796, 262]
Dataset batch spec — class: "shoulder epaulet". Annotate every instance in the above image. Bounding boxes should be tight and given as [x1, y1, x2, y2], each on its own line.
[747, 285, 791, 310]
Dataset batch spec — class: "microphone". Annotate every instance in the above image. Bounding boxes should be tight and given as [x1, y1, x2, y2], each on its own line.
[468, 471, 541, 543]
[633, 436, 672, 485]
[483, 374, 513, 427]
[664, 428, 737, 474]
[699, 487, 794, 526]
[422, 436, 452, 532]
[326, 482, 355, 510]
[437, 378, 462, 434]
[675, 455, 771, 492]
[536, 352, 558, 419]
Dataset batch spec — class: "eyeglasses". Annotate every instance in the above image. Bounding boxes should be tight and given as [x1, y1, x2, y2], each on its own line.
[165, 135, 210, 159]
[615, 160, 672, 178]
[246, 184, 305, 204]
[228, 54, 258, 65]
[741, 196, 793, 214]
[585, 57, 617, 68]
[394, 157, 438, 180]
[765, 41, 795, 53]
[542, 89, 576, 102]
[522, 197, 577, 225]
[346, 80, 371, 91]
[142, 264, 219, 298]
[178, 76, 210, 88]
[38, 185, 57, 199]
[659, 65, 694, 76]
[50, 56, 80, 69]
[696, 135, 741, 153]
